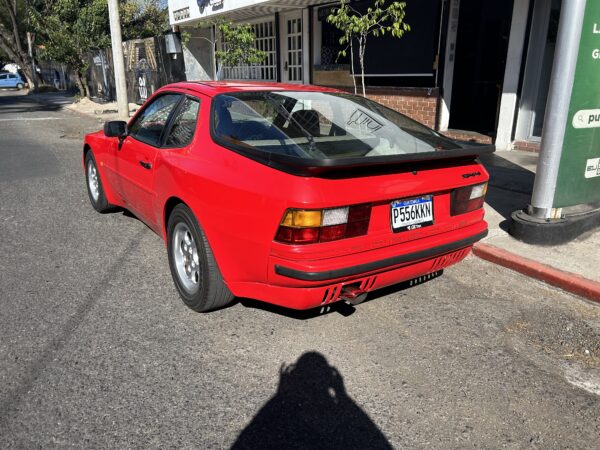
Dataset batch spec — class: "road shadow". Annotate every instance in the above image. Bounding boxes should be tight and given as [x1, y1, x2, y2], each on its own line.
[479, 153, 535, 228]
[230, 352, 393, 450]
[0, 92, 72, 114]
[0, 105, 63, 114]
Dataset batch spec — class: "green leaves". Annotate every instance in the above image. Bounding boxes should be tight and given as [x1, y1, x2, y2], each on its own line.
[326, 0, 411, 97]
[215, 22, 268, 68]
[30, 0, 168, 76]
[120, 0, 169, 41]
[326, 0, 410, 53]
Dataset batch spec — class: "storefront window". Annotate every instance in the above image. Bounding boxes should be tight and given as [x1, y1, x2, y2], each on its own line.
[315, 0, 440, 88]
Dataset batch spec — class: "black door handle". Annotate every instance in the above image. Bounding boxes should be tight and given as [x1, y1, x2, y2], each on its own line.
[139, 160, 152, 170]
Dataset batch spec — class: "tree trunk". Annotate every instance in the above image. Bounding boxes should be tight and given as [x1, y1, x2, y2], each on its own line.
[0, 35, 35, 88]
[0, 0, 37, 90]
[74, 72, 86, 98]
[81, 74, 91, 98]
[350, 39, 357, 95]
[4, 0, 23, 55]
[212, 25, 218, 80]
[61, 65, 67, 90]
[359, 36, 366, 97]
[26, 32, 39, 91]
[19, 63, 35, 90]
[213, 47, 218, 80]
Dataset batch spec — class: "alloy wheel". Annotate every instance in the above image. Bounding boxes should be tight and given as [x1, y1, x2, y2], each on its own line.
[172, 222, 200, 294]
[87, 159, 100, 202]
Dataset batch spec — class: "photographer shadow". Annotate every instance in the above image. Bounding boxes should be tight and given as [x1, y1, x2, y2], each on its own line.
[231, 352, 393, 450]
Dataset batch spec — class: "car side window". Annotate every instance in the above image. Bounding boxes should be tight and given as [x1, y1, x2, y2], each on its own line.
[164, 97, 201, 147]
[0, 74, 7, 80]
[128, 94, 181, 146]
[8, 74, 16, 79]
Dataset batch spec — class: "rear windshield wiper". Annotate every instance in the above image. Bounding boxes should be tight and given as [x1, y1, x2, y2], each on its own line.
[265, 94, 323, 157]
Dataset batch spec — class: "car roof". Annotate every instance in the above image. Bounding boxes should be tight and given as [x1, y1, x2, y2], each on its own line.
[159, 81, 342, 97]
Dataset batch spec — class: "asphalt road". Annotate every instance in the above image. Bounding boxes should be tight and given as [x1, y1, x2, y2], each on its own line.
[1, 90, 599, 449]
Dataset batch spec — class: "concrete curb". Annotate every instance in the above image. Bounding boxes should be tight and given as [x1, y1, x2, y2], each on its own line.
[473, 242, 600, 304]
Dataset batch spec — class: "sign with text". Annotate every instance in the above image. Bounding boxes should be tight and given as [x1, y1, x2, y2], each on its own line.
[554, 1, 600, 207]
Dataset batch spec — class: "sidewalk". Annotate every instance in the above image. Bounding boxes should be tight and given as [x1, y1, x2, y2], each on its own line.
[63, 97, 140, 119]
[477, 150, 600, 302]
[27, 90, 139, 119]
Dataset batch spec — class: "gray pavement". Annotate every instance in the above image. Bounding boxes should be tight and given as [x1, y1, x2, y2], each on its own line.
[1, 91, 600, 448]
[480, 150, 600, 283]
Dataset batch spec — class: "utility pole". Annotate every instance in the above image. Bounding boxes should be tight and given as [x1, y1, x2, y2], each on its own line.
[510, 0, 600, 245]
[528, 0, 586, 220]
[107, 0, 129, 121]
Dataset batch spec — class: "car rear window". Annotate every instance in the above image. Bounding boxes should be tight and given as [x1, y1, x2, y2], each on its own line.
[211, 91, 460, 161]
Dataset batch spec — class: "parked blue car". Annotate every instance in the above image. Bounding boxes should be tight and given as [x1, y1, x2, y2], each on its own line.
[0, 72, 25, 89]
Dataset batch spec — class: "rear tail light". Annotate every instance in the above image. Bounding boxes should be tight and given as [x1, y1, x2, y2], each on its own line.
[451, 182, 488, 216]
[275, 204, 372, 244]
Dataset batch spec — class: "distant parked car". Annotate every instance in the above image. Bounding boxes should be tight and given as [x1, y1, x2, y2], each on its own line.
[0, 72, 25, 90]
[83, 81, 492, 312]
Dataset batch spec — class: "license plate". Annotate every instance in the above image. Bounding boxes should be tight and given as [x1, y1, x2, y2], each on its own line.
[391, 195, 434, 232]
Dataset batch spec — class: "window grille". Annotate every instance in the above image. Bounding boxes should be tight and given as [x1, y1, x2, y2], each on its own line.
[220, 20, 277, 81]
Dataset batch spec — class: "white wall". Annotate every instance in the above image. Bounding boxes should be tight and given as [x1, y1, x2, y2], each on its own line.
[495, 0, 531, 150]
[182, 27, 215, 81]
[169, 0, 271, 26]
[439, 0, 460, 131]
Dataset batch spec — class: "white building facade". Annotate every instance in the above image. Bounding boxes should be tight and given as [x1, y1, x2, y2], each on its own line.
[168, 0, 566, 152]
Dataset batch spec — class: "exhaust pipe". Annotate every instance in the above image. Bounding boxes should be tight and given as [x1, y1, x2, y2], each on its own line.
[340, 284, 368, 306]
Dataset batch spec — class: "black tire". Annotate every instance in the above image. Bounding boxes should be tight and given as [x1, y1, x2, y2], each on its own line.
[167, 204, 234, 312]
[16, 83, 23, 90]
[84, 151, 113, 213]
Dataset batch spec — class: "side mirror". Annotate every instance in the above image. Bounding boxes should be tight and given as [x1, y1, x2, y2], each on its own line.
[104, 120, 127, 138]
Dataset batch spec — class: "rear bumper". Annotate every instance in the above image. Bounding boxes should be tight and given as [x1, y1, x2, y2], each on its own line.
[228, 223, 488, 309]
[275, 229, 487, 281]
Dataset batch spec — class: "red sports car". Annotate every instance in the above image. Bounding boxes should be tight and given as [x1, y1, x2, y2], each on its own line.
[83, 81, 491, 312]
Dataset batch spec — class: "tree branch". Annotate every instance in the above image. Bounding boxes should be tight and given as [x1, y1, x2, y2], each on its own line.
[0, 33, 20, 62]
[1, 0, 23, 54]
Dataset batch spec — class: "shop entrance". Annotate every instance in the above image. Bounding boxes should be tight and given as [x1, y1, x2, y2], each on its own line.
[449, 0, 514, 136]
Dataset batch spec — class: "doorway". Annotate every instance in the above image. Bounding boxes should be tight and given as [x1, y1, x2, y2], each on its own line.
[449, 0, 514, 136]
[280, 12, 304, 83]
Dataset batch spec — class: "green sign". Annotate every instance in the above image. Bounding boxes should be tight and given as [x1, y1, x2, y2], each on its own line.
[554, 0, 600, 207]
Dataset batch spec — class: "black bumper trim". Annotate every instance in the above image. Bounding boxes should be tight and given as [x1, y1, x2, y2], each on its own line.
[274, 229, 488, 281]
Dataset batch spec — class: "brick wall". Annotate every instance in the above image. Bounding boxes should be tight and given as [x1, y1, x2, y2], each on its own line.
[442, 130, 493, 144]
[513, 140, 540, 153]
[322, 85, 440, 129]
[364, 87, 439, 129]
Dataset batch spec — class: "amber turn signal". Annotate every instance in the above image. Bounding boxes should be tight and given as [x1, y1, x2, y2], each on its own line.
[275, 204, 372, 245]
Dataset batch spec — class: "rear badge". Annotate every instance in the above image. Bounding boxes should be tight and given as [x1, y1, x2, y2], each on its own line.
[391, 195, 434, 232]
